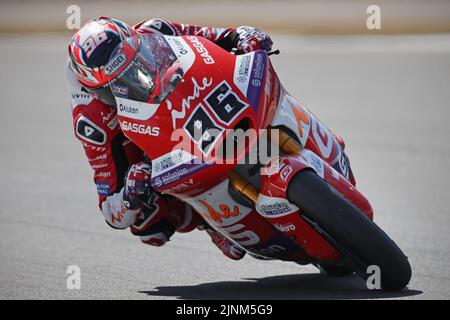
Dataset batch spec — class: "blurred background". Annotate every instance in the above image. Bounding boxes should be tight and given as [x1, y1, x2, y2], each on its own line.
[0, 0, 449, 299]
[1, 0, 450, 34]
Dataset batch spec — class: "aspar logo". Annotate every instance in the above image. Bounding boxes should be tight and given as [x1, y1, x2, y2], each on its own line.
[121, 121, 160, 136]
[186, 36, 214, 64]
[105, 54, 126, 75]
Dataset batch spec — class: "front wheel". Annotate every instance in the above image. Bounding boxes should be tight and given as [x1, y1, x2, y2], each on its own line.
[287, 170, 412, 290]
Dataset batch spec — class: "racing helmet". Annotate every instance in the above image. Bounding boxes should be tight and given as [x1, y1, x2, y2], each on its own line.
[68, 16, 140, 105]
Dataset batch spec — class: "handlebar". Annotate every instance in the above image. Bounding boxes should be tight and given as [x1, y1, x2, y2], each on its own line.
[230, 48, 280, 56]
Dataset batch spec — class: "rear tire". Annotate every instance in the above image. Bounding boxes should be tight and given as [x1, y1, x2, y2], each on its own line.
[287, 170, 412, 290]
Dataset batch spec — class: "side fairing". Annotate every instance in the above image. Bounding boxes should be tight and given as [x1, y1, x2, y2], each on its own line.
[272, 90, 351, 180]
[187, 179, 306, 260]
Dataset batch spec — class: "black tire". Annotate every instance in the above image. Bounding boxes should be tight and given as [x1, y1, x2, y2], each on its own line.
[287, 170, 412, 290]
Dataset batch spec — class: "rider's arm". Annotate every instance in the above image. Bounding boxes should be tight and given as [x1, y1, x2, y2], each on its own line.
[67, 62, 201, 240]
[67, 62, 144, 229]
[134, 18, 272, 53]
[134, 18, 235, 49]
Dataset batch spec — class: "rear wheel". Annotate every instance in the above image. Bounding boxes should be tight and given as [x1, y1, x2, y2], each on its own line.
[287, 170, 412, 290]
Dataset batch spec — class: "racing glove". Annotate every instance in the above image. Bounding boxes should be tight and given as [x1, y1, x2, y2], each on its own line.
[101, 161, 153, 229]
[122, 161, 153, 211]
[234, 26, 273, 54]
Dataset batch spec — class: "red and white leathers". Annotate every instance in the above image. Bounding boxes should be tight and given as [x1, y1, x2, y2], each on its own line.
[67, 18, 271, 258]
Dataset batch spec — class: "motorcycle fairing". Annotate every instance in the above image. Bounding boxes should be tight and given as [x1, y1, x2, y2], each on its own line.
[112, 34, 365, 262]
[272, 89, 352, 182]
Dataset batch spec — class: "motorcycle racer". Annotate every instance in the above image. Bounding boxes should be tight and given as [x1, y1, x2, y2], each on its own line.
[66, 16, 273, 259]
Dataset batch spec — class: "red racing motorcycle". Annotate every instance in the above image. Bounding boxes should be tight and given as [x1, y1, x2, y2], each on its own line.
[107, 32, 411, 290]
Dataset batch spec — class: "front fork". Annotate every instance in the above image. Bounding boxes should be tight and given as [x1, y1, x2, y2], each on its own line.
[229, 127, 373, 262]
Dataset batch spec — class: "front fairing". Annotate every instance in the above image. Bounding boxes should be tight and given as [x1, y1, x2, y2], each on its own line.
[114, 35, 280, 197]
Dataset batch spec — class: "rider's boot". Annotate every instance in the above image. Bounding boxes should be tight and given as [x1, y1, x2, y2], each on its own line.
[199, 224, 246, 260]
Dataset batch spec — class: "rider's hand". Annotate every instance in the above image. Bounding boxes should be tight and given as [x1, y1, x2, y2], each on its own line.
[123, 161, 153, 211]
[235, 26, 273, 54]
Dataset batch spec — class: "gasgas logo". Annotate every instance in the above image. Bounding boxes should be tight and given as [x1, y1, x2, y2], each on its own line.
[120, 121, 160, 136]
[186, 36, 215, 64]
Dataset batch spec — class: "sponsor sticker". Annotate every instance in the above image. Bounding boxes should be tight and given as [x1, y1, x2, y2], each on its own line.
[274, 223, 296, 232]
[261, 158, 285, 176]
[186, 36, 214, 64]
[120, 121, 160, 136]
[107, 116, 119, 130]
[152, 150, 197, 176]
[105, 54, 126, 76]
[94, 171, 111, 178]
[189, 179, 252, 227]
[280, 165, 294, 181]
[153, 167, 188, 187]
[256, 194, 299, 218]
[111, 84, 129, 98]
[91, 163, 108, 169]
[71, 92, 93, 107]
[302, 150, 325, 178]
[116, 97, 159, 121]
[96, 182, 110, 196]
[87, 153, 107, 162]
[165, 36, 195, 73]
[198, 200, 240, 224]
[76, 116, 106, 146]
[233, 53, 254, 97]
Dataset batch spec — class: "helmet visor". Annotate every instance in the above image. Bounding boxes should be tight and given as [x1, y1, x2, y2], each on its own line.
[108, 33, 183, 104]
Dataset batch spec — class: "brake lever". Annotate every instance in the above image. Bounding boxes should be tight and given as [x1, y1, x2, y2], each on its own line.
[268, 49, 280, 56]
[231, 48, 280, 56]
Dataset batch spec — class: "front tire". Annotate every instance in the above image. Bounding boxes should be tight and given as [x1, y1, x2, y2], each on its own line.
[287, 170, 412, 290]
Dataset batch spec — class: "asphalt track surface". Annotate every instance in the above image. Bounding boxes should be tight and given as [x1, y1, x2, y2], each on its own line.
[0, 33, 449, 300]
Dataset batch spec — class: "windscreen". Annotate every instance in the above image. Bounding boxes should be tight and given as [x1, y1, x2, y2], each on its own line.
[108, 33, 184, 104]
